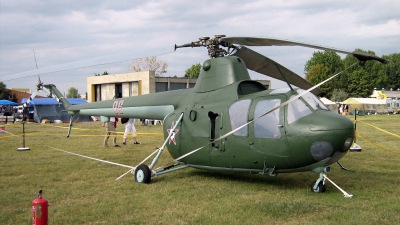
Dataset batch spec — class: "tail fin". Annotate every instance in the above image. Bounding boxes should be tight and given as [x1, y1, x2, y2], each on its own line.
[43, 84, 72, 109]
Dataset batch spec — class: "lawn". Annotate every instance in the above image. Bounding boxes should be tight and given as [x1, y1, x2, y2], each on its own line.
[1, 115, 399, 224]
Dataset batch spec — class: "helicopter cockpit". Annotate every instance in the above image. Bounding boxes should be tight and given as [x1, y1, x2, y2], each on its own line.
[229, 88, 331, 139]
[286, 89, 329, 124]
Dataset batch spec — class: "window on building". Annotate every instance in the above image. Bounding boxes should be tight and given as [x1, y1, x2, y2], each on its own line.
[156, 82, 168, 92]
[94, 84, 101, 101]
[115, 83, 122, 98]
[170, 83, 186, 91]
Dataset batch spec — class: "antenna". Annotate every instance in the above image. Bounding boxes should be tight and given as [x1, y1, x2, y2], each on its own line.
[33, 49, 39, 69]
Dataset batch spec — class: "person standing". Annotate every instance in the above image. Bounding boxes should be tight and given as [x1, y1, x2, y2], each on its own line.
[123, 118, 140, 145]
[103, 117, 120, 147]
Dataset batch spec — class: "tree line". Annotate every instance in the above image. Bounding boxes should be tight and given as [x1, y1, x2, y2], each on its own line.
[305, 50, 400, 101]
[173, 51, 400, 102]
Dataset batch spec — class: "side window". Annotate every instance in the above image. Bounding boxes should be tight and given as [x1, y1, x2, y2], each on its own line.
[287, 95, 312, 124]
[229, 99, 251, 136]
[254, 99, 281, 138]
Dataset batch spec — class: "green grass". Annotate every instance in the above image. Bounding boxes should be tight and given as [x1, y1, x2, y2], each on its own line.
[1, 116, 400, 224]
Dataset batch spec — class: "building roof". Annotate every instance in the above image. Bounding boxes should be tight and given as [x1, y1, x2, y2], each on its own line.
[370, 90, 400, 99]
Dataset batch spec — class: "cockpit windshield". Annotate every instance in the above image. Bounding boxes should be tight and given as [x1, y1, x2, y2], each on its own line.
[287, 95, 312, 124]
[287, 89, 329, 124]
[297, 89, 329, 110]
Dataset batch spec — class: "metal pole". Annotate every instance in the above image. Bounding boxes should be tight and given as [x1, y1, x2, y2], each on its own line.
[22, 121, 25, 147]
[349, 107, 362, 152]
[354, 108, 357, 143]
[17, 108, 30, 151]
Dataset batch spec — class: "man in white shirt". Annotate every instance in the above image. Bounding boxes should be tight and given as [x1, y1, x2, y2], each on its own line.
[123, 118, 140, 145]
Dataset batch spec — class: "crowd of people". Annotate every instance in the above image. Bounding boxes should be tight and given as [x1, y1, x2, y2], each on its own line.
[0, 106, 17, 116]
[102, 117, 141, 147]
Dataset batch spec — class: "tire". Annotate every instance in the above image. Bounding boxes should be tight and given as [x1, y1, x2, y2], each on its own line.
[135, 164, 151, 183]
[311, 181, 326, 193]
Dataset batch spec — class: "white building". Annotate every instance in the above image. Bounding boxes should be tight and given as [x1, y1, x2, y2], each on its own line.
[87, 71, 270, 102]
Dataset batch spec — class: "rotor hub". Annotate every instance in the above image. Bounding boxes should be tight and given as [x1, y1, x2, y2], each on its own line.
[174, 35, 236, 58]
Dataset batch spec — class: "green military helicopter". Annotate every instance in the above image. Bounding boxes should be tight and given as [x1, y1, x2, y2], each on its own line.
[40, 35, 387, 197]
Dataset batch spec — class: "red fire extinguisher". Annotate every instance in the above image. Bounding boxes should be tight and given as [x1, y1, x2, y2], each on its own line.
[32, 190, 48, 225]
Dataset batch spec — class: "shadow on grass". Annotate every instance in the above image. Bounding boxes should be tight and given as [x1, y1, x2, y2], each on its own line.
[150, 168, 317, 190]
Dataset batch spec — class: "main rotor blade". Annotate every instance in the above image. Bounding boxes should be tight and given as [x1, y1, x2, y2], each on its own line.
[221, 37, 388, 64]
[232, 46, 324, 96]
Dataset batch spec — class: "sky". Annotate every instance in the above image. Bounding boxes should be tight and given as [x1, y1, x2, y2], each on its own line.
[1, 0, 399, 97]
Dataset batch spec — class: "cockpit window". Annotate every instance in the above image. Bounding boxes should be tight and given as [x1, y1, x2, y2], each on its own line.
[297, 89, 329, 110]
[287, 95, 313, 124]
[254, 99, 281, 138]
[229, 99, 251, 136]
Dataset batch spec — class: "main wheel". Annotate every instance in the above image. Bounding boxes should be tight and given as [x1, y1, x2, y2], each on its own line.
[311, 181, 326, 193]
[135, 164, 151, 183]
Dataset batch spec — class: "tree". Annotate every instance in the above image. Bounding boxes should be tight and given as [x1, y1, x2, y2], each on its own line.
[305, 64, 331, 95]
[347, 70, 374, 97]
[330, 88, 348, 102]
[95, 71, 109, 76]
[384, 53, 400, 90]
[305, 51, 344, 75]
[342, 49, 385, 97]
[129, 56, 168, 77]
[185, 63, 201, 78]
[0, 82, 11, 100]
[305, 51, 344, 97]
[66, 87, 80, 98]
[304, 49, 400, 98]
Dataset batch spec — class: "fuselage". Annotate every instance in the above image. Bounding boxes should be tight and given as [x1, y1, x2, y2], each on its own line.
[46, 55, 354, 175]
[163, 83, 354, 174]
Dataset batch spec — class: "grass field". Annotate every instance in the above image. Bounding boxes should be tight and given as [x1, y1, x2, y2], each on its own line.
[1, 115, 399, 224]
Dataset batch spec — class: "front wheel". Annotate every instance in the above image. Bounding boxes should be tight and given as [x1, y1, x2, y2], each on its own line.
[135, 164, 151, 183]
[311, 181, 326, 193]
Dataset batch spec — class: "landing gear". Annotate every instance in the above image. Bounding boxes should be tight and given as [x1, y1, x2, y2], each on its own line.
[135, 164, 151, 183]
[311, 171, 353, 198]
[311, 180, 326, 193]
[115, 113, 185, 183]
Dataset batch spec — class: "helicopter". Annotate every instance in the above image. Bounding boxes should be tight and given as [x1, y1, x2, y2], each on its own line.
[38, 35, 387, 197]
